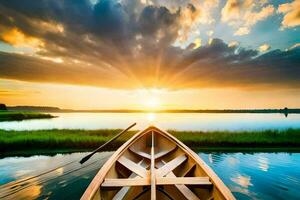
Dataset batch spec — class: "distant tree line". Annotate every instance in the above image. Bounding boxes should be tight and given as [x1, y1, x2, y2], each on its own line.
[0, 104, 7, 110]
[8, 106, 60, 112]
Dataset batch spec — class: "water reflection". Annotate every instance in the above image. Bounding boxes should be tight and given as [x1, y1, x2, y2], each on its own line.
[0, 152, 112, 199]
[230, 175, 257, 200]
[257, 156, 269, 172]
[227, 156, 239, 166]
[199, 152, 300, 200]
[146, 112, 156, 123]
[0, 152, 300, 199]
[14, 179, 41, 200]
[231, 174, 253, 188]
[55, 168, 64, 176]
[1, 112, 300, 131]
[208, 153, 224, 164]
[0, 176, 42, 199]
[230, 185, 257, 199]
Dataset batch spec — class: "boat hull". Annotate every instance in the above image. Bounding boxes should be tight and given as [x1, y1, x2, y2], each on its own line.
[81, 126, 235, 200]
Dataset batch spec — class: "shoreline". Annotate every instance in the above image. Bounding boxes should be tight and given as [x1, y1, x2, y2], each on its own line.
[1, 146, 300, 158]
[1, 129, 300, 155]
[0, 111, 55, 122]
[7, 106, 300, 114]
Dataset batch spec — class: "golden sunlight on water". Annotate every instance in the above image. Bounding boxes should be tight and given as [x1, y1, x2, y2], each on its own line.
[0, 177, 42, 199]
[2, 112, 300, 131]
[146, 112, 156, 124]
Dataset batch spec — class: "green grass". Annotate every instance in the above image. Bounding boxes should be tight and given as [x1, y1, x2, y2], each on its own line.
[0, 129, 135, 151]
[169, 129, 300, 147]
[0, 128, 300, 152]
[0, 111, 54, 121]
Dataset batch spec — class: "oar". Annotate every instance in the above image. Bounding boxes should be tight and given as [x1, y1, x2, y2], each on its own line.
[79, 122, 137, 164]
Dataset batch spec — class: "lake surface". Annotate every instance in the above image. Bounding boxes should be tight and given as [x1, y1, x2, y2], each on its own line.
[1, 112, 300, 131]
[0, 151, 299, 200]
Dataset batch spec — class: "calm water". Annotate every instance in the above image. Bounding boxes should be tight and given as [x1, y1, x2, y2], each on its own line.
[0, 152, 299, 200]
[1, 112, 300, 131]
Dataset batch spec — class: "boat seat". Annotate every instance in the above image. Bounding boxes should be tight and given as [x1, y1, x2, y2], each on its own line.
[102, 177, 212, 187]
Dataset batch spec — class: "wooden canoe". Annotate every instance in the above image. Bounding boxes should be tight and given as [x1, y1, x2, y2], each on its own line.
[81, 126, 236, 200]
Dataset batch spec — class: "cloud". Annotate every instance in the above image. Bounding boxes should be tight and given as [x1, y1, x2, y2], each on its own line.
[155, 0, 219, 44]
[234, 27, 250, 36]
[228, 41, 239, 47]
[258, 43, 271, 52]
[193, 38, 202, 49]
[244, 5, 274, 27]
[206, 30, 214, 37]
[278, 0, 300, 29]
[0, 27, 44, 48]
[0, 0, 299, 90]
[221, 0, 274, 35]
[176, 3, 201, 42]
[288, 43, 300, 50]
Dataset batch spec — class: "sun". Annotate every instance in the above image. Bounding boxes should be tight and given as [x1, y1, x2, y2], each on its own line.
[137, 88, 163, 110]
[144, 96, 161, 110]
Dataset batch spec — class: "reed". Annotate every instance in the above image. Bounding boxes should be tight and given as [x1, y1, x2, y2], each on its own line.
[0, 128, 300, 152]
[169, 129, 300, 147]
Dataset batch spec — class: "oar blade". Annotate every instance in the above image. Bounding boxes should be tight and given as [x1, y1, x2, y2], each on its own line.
[80, 153, 94, 164]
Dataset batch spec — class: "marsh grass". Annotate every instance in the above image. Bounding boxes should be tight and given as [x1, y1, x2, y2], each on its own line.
[0, 111, 54, 121]
[0, 128, 300, 152]
[169, 129, 300, 147]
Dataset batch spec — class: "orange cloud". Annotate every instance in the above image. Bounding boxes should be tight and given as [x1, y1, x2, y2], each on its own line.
[258, 43, 271, 52]
[176, 0, 219, 43]
[278, 0, 300, 29]
[177, 4, 202, 42]
[234, 27, 250, 36]
[221, 0, 244, 22]
[31, 20, 65, 34]
[0, 27, 44, 48]
[244, 5, 275, 27]
[228, 41, 239, 47]
[0, 1, 299, 92]
[222, 0, 274, 36]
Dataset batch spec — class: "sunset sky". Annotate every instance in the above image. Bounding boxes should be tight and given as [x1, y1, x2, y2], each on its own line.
[0, 0, 299, 110]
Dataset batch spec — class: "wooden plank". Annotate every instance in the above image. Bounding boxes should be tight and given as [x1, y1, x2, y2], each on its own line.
[180, 163, 196, 177]
[102, 178, 150, 187]
[156, 177, 211, 185]
[129, 146, 176, 160]
[113, 160, 149, 200]
[129, 148, 151, 159]
[151, 131, 156, 200]
[155, 146, 177, 159]
[159, 160, 200, 200]
[166, 172, 200, 200]
[102, 177, 211, 187]
[117, 156, 148, 178]
[156, 155, 187, 177]
[112, 174, 137, 200]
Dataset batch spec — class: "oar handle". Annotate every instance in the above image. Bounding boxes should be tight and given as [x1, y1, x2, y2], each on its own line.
[80, 122, 136, 164]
